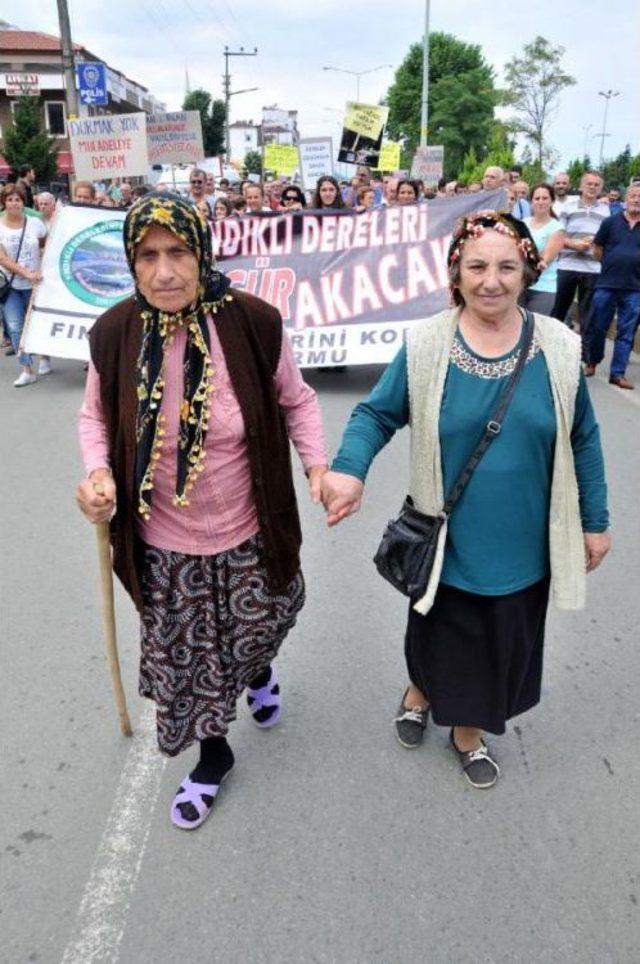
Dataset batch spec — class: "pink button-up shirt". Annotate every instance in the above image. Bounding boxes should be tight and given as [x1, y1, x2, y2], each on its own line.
[78, 317, 327, 556]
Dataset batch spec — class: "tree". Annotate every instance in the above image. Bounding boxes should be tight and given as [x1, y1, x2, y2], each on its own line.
[3, 94, 58, 184]
[457, 124, 515, 184]
[386, 33, 499, 179]
[244, 150, 262, 176]
[504, 36, 575, 169]
[182, 89, 225, 157]
[566, 156, 592, 188]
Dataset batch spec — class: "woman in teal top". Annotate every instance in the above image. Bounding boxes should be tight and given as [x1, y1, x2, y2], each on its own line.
[522, 182, 565, 316]
[321, 213, 611, 790]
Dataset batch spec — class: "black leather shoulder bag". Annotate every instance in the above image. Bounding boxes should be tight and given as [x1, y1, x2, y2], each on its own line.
[373, 311, 534, 602]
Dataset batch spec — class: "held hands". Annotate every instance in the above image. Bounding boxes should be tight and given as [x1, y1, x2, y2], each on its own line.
[320, 470, 364, 527]
[306, 465, 328, 505]
[76, 468, 117, 524]
[584, 531, 611, 572]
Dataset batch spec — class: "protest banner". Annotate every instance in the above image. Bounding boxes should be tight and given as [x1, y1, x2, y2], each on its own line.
[374, 141, 401, 172]
[410, 145, 444, 187]
[23, 205, 132, 361]
[146, 111, 204, 165]
[25, 190, 506, 366]
[67, 112, 149, 180]
[338, 102, 389, 168]
[298, 138, 333, 192]
[263, 143, 299, 177]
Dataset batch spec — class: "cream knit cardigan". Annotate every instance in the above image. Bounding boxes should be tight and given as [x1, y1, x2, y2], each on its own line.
[407, 308, 585, 616]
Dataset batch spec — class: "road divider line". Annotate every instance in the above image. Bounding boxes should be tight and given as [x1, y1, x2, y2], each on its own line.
[60, 701, 166, 964]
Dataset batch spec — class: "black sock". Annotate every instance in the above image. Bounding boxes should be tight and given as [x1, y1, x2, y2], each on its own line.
[190, 736, 234, 785]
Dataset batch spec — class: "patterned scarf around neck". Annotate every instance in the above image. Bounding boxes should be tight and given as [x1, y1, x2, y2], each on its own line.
[123, 192, 232, 520]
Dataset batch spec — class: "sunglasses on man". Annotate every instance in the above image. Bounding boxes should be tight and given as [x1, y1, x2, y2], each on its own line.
[190, 179, 204, 186]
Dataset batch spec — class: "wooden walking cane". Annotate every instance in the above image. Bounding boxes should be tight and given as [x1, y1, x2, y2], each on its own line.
[96, 521, 133, 737]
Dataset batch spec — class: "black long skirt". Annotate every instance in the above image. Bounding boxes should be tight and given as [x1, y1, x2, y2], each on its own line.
[404, 577, 550, 735]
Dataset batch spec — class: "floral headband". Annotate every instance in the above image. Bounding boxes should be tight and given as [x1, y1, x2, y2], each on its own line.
[447, 211, 540, 274]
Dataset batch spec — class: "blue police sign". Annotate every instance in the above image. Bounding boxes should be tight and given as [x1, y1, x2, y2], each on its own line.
[77, 62, 108, 107]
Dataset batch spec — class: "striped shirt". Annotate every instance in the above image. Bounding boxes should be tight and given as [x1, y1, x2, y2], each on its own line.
[557, 197, 610, 273]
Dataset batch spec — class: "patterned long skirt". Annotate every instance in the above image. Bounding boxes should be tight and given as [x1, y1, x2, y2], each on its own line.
[139, 535, 305, 756]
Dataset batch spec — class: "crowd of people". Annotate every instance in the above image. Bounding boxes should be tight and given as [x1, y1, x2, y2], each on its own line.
[1, 157, 639, 389]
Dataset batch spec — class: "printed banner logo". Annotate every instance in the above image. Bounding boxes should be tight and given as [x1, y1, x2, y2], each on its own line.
[60, 221, 134, 307]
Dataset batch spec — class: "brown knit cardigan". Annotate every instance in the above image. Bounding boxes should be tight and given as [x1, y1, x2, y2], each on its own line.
[89, 290, 303, 613]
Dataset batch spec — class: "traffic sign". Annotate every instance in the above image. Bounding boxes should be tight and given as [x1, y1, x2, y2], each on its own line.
[77, 62, 108, 107]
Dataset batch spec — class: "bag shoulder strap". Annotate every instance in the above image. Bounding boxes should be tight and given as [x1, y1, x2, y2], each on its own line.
[2, 217, 28, 288]
[442, 309, 534, 517]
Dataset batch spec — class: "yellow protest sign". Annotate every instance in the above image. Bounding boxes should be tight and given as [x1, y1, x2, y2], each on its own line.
[342, 102, 389, 140]
[374, 141, 401, 171]
[263, 143, 299, 176]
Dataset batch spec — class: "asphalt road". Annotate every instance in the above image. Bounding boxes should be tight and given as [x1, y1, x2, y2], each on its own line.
[1, 346, 639, 964]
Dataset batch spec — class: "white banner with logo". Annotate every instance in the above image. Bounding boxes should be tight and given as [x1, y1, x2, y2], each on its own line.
[67, 112, 149, 180]
[22, 205, 133, 360]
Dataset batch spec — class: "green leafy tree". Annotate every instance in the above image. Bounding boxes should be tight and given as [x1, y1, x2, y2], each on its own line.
[504, 36, 575, 168]
[244, 150, 262, 176]
[457, 124, 515, 183]
[3, 94, 58, 183]
[601, 145, 634, 189]
[386, 33, 499, 179]
[566, 156, 592, 188]
[182, 89, 225, 157]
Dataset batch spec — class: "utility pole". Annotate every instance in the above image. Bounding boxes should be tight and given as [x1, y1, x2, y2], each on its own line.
[419, 0, 430, 146]
[56, 0, 79, 119]
[223, 46, 258, 160]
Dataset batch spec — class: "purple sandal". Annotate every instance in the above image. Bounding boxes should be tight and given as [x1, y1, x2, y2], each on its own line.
[170, 774, 228, 830]
[246, 665, 281, 728]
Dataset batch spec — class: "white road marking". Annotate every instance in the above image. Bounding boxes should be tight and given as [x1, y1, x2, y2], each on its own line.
[60, 702, 166, 964]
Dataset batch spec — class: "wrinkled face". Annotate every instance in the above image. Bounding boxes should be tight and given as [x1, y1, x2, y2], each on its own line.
[38, 195, 56, 217]
[245, 186, 263, 211]
[457, 230, 525, 318]
[482, 169, 501, 190]
[625, 187, 640, 215]
[74, 187, 94, 203]
[397, 183, 417, 205]
[319, 180, 337, 206]
[514, 181, 529, 200]
[3, 191, 24, 215]
[554, 174, 570, 197]
[134, 225, 200, 313]
[531, 187, 553, 216]
[581, 174, 603, 202]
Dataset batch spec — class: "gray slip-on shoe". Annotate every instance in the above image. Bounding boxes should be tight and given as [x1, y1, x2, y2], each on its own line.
[450, 730, 500, 789]
[394, 691, 430, 749]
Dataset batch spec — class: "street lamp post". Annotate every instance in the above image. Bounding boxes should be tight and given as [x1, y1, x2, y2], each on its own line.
[322, 64, 393, 102]
[420, 0, 431, 147]
[597, 89, 620, 169]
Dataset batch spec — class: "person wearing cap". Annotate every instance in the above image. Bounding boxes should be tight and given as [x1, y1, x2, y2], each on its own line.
[321, 212, 610, 790]
[75, 193, 327, 830]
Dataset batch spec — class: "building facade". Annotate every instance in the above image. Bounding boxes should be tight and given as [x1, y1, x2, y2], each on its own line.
[0, 24, 165, 180]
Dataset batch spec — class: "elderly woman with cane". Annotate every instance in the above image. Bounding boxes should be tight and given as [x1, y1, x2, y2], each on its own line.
[321, 212, 610, 790]
[76, 193, 327, 829]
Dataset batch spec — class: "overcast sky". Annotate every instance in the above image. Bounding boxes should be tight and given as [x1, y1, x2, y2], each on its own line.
[10, 0, 640, 170]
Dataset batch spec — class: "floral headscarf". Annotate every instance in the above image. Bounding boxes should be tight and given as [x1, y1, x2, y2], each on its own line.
[447, 210, 541, 268]
[123, 192, 232, 520]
